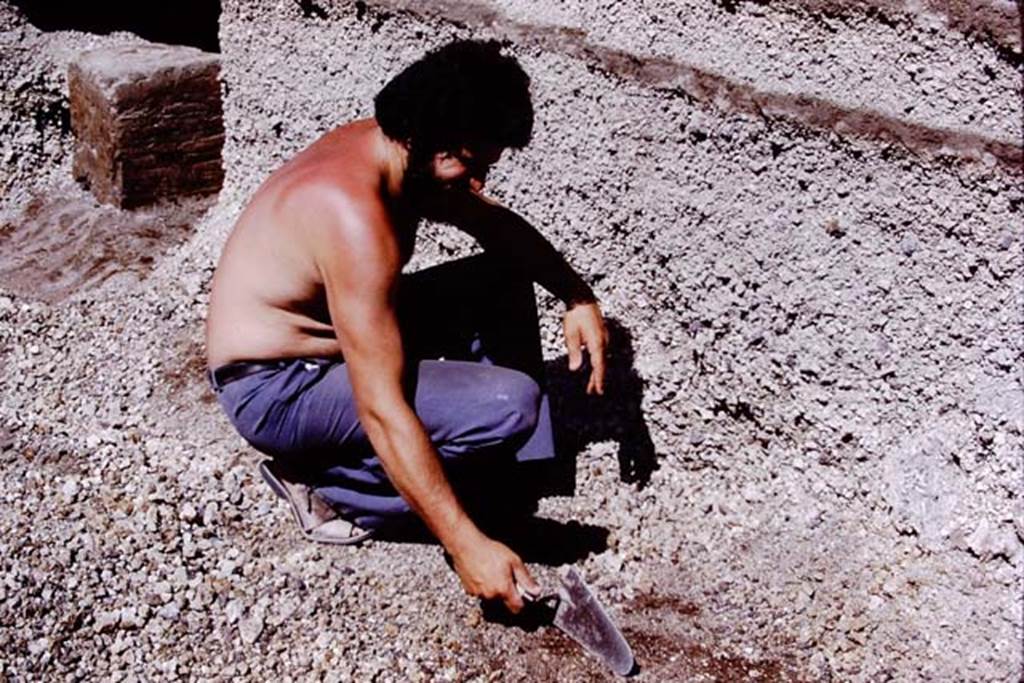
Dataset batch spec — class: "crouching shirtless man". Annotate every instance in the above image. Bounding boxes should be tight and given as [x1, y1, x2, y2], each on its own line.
[205, 40, 607, 613]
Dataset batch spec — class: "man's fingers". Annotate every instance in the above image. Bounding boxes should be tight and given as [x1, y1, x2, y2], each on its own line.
[587, 333, 606, 394]
[504, 575, 525, 614]
[591, 354, 606, 395]
[512, 561, 540, 598]
[506, 560, 539, 613]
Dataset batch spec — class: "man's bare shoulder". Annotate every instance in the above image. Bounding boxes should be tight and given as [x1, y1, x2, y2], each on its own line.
[277, 176, 394, 262]
[259, 126, 396, 257]
[270, 182, 400, 301]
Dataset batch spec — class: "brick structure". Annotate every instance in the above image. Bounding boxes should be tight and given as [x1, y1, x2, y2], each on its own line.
[68, 43, 224, 208]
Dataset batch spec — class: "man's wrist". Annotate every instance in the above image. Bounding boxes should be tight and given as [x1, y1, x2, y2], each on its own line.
[440, 514, 486, 558]
[564, 283, 597, 309]
[566, 295, 597, 309]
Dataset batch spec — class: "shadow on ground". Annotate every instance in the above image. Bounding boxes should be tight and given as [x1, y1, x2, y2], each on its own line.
[378, 509, 609, 567]
[540, 317, 660, 495]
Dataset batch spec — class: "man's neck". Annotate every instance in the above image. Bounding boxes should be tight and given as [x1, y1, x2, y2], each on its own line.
[373, 125, 409, 200]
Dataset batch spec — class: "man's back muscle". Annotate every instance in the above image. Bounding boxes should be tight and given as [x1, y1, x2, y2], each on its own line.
[205, 120, 406, 368]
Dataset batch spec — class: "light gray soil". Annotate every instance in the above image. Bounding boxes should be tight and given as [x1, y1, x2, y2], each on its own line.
[1, 1, 1021, 681]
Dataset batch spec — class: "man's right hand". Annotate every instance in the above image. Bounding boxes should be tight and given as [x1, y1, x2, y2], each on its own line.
[564, 301, 608, 395]
[451, 532, 540, 613]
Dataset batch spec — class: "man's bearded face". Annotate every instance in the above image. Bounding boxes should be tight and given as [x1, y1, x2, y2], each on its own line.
[402, 142, 503, 203]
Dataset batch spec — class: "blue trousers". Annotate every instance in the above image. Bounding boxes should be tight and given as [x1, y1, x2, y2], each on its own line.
[211, 254, 556, 529]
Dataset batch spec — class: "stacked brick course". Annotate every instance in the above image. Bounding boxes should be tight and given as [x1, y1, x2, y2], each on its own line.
[68, 43, 224, 208]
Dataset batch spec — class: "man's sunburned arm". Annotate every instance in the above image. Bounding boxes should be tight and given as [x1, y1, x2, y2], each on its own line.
[315, 209, 472, 542]
[441, 191, 609, 394]
[312, 197, 537, 610]
[440, 192, 597, 306]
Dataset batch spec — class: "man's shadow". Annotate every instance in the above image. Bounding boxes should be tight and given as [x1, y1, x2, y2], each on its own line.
[382, 316, 658, 635]
[476, 317, 658, 573]
[385, 491, 611, 569]
[527, 317, 660, 498]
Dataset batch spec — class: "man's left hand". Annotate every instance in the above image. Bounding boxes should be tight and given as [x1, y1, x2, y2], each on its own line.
[563, 302, 608, 395]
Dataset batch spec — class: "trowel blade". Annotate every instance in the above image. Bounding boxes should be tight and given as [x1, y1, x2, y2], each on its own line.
[552, 567, 635, 676]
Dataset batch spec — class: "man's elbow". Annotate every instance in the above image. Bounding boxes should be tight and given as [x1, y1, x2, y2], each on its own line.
[354, 392, 414, 442]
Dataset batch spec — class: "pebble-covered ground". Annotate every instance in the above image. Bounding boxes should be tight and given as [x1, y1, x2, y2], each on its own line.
[1, 1, 1021, 680]
[0, 179, 818, 681]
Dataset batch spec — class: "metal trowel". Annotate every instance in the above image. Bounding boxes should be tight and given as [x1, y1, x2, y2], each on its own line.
[524, 567, 636, 676]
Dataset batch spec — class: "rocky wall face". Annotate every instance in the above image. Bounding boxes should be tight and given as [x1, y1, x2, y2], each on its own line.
[217, 1, 1022, 679]
[0, 0, 1019, 679]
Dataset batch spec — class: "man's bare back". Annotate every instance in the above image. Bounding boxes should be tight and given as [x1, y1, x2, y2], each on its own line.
[206, 119, 414, 368]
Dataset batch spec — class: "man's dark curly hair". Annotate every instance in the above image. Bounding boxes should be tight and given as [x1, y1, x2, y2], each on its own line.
[374, 39, 533, 154]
